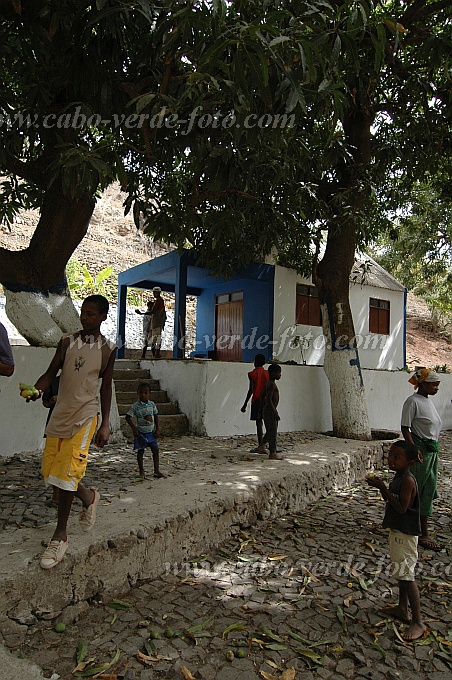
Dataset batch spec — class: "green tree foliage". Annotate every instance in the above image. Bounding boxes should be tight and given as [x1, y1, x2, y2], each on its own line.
[371, 177, 452, 333]
[1, 0, 451, 436]
[66, 260, 115, 300]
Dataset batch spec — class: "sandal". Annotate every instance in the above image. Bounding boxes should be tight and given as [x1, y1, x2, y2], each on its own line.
[418, 537, 444, 552]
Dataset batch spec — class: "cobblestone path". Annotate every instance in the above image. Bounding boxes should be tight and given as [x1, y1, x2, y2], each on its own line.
[5, 433, 452, 680]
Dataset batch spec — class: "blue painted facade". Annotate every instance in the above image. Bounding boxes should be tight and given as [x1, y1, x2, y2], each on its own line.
[195, 265, 274, 363]
[117, 250, 274, 361]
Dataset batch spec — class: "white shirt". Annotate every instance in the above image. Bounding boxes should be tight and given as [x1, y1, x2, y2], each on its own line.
[401, 392, 442, 441]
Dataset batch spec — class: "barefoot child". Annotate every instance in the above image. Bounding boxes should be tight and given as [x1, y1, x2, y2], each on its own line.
[241, 353, 268, 453]
[125, 383, 165, 479]
[262, 363, 282, 460]
[366, 440, 426, 642]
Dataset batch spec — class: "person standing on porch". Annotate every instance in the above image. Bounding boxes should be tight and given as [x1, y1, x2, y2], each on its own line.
[401, 368, 443, 552]
[136, 287, 166, 359]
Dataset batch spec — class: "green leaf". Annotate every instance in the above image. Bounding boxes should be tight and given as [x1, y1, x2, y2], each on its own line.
[329, 34, 341, 68]
[106, 599, 131, 610]
[260, 626, 284, 643]
[294, 647, 323, 663]
[74, 648, 121, 677]
[265, 643, 288, 651]
[136, 93, 157, 115]
[185, 617, 213, 634]
[144, 640, 156, 656]
[76, 640, 88, 664]
[222, 623, 248, 637]
[269, 36, 290, 47]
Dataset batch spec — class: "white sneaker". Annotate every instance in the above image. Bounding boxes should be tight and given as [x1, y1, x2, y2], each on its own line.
[79, 489, 100, 532]
[40, 539, 68, 569]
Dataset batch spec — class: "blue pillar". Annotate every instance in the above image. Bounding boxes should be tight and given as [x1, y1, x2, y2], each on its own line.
[173, 252, 188, 358]
[116, 284, 127, 358]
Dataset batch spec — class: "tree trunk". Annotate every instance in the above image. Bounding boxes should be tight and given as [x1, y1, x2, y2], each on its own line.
[0, 183, 95, 346]
[314, 105, 373, 440]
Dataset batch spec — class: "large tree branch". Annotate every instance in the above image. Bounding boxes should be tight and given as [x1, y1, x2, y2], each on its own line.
[0, 182, 95, 290]
[1, 148, 46, 187]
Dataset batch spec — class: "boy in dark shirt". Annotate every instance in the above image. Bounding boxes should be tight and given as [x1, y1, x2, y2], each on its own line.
[262, 363, 282, 460]
[366, 440, 426, 642]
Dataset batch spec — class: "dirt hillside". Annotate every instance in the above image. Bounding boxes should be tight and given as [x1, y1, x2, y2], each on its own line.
[1, 185, 451, 370]
[405, 293, 451, 371]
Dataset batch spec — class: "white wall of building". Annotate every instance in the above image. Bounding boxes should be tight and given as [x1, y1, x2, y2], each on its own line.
[272, 265, 405, 370]
[145, 359, 208, 434]
[0, 347, 56, 457]
[151, 359, 452, 438]
[1, 351, 451, 456]
[0, 347, 121, 458]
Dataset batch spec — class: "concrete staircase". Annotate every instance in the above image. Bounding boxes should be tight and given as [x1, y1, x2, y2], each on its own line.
[114, 359, 189, 438]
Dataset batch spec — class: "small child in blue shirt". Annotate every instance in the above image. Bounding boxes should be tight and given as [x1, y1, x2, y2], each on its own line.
[125, 383, 165, 479]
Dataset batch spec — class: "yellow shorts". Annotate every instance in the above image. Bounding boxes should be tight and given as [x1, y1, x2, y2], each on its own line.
[388, 529, 418, 581]
[41, 417, 98, 492]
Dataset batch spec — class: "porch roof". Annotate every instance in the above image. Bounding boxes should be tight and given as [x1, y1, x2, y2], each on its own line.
[118, 249, 274, 296]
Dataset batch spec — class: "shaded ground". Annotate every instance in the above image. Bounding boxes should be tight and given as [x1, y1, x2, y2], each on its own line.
[10, 432, 452, 680]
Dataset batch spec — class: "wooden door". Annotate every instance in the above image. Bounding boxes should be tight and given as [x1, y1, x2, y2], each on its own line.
[215, 292, 243, 361]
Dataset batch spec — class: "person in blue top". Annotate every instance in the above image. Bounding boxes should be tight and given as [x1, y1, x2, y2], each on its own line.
[367, 440, 426, 642]
[125, 382, 165, 479]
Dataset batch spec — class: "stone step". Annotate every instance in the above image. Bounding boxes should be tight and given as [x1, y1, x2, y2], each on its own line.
[114, 380, 161, 395]
[112, 368, 150, 380]
[116, 389, 168, 403]
[118, 402, 179, 416]
[114, 359, 142, 369]
[114, 379, 166, 394]
[120, 413, 189, 438]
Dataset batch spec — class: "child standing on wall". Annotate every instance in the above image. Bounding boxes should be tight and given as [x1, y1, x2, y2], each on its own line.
[126, 382, 165, 479]
[262, 363, 283, 460]
[241, 353, 269, 454]
[366, 440, 426, 642]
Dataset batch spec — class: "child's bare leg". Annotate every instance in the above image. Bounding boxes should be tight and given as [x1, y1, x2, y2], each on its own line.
[75, 483, 96, 507]
[255, 419, 267, 453]
[401, 581, 426, 641]
[267, 421, 283, 460]
[51, 485, 59, 504]
[151, 445, 166, 478]
[136, 449, 145, 478]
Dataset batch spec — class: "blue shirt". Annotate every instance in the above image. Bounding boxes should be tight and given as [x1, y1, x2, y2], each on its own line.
[127, 399, 158, 433]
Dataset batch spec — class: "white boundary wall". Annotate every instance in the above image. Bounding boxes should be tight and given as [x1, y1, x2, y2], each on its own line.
[0, 347, 121, 458]
[1, 350, 451, 455]
[148, 360, 452, 438]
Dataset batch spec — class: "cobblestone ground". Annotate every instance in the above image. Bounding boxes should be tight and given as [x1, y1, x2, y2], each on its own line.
[4, 433, 452, 680]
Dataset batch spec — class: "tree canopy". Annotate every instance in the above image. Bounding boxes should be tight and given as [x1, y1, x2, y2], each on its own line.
[1, 0, 451, 436]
